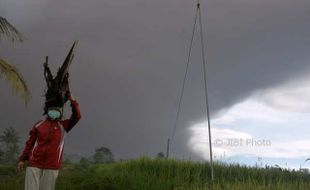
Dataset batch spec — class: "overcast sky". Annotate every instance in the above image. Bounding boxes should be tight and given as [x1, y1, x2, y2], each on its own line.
[1, 0, 310, 166]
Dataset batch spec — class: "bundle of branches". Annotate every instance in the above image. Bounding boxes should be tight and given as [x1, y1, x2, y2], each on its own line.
[43, 41, 78, 114]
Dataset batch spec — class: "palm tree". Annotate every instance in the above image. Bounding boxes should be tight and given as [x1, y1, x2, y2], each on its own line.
[0, 127, 20, 163]
[0, 16, 30, 104]
[0, 127, 20, 149]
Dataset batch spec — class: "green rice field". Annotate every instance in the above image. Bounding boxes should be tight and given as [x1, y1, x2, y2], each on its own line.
[1, 157, 310, 190]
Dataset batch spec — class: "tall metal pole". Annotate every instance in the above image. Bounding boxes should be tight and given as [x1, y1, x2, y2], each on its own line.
[168, 0, 214, 181]
[166, 138, 170, 158]
[197, 0, 214, 181]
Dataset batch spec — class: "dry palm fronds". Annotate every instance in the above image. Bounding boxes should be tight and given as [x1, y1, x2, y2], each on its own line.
[43, 41, 78, 114]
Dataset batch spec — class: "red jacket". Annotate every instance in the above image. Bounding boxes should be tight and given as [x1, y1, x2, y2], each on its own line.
[19, 99, 81, 169]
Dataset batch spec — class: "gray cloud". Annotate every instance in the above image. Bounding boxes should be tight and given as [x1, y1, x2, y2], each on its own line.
[1, 0, 310, 160]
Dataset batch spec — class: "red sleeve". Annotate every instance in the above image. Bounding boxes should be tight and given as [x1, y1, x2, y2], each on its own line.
[19, 122, 39, 161]
[62, 99, 82, 132]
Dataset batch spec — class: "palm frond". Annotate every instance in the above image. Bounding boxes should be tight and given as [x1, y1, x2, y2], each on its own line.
[0, 58, 30, 105]
[0, 16, 24, 42]
[56, 40, 78, 83]
[44, 56, 54, 89]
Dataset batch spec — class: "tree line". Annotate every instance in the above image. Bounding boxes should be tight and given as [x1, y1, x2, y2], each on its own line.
[0, 126, 167, 166]
[0, 127, 115, 165]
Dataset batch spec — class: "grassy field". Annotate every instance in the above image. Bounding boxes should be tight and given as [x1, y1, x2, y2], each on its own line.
[1, 157, 310, 190]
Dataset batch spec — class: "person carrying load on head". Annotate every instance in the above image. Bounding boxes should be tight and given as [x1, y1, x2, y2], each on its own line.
[18, 41, 81, 190]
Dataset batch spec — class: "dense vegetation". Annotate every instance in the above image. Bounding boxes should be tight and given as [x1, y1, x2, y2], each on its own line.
[1, 157, 310, 190]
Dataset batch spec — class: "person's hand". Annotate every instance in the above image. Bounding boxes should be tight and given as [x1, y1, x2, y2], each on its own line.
[70, 94, 76, 101]
[67, 91, 75, 101]
[66, 81, 75, 101]
[18, 161, 24, 172]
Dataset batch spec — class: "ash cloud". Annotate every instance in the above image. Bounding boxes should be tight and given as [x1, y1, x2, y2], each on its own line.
[0, 0, 310, 160]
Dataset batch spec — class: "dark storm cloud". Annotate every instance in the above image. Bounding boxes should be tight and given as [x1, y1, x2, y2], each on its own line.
[1, 0, 310, 160]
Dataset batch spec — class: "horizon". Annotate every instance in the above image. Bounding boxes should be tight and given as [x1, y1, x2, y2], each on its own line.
[1, 0, 310, 171]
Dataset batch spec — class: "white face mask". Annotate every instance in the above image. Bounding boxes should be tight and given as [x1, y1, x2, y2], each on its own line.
[48, 110, 61, 120]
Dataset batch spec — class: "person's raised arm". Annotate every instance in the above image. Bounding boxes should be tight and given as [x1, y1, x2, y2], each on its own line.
[62, 93, 82, 132]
